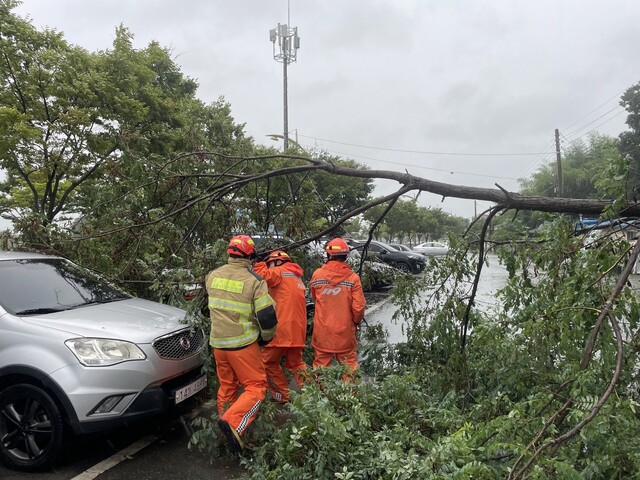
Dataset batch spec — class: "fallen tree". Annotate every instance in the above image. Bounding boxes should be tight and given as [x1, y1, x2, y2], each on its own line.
[9, 151, 640, 478]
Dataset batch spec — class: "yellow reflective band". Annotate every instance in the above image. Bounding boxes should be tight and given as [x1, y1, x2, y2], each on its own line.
[230, 237, 254, 246]
[210, 330, 259, 348]
[254, 293, 275, 311]
[210, 277, 244, 294]
[209, 297, 252, 314]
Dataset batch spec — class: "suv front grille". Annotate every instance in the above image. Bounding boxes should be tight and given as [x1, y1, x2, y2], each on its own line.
[153, 328, 205, 360]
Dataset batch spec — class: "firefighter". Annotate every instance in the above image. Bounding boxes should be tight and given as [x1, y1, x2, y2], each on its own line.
[205, 235, 277, 453]
[309, 238, 366, 376]
[253, 250, 308, 402]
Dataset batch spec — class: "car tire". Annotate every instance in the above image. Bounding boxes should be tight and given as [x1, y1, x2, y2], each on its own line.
[392, 261, 412, 274]
[0, 384, 65, 471]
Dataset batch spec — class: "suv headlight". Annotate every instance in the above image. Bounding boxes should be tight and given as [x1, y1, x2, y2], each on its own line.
[65, 338, 146, 366]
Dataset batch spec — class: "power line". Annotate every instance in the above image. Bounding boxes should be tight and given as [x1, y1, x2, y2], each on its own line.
[563, 105, 625, 139]
[514, 142, 556, 178]
[510, 85, 632, 190]
[300, 143, 519, 181]
[501, 141, 556, 191]
[561, 89, 626, 131]
[571, 109, 627, 141]
[297, 134, 549, 156]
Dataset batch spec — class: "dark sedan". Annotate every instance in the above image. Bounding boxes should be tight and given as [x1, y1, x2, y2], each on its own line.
[348, 239, 426, 274]
[389, 243, 413, 253]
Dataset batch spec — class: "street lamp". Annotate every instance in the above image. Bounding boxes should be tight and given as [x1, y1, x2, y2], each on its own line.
[269, 18, 300, 150]
[266, 132, 305, 152]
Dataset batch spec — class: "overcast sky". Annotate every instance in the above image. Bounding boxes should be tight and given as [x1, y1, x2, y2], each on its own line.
[12, 0, 640, 220]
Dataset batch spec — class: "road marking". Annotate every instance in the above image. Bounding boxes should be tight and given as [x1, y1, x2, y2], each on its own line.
[72, 399, 216, 480]
[70, 435, 158, 480]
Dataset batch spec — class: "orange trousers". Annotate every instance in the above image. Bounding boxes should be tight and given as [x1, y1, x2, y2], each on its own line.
[313, 347, 358, 381]
[312, 347, 357, 369]
[213, 342, 267, 436]
[262, 346, 307, 402]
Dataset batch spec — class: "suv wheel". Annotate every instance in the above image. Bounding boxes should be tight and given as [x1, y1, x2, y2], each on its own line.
[393, 261, 412, 274]
[0, 384, 64, 471]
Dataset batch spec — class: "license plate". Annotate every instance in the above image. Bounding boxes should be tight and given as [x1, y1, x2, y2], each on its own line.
[174, 375, 207, 404]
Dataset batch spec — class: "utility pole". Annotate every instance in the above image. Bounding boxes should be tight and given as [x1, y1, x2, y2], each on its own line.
[269, 3, 300, 150]
[555, 128, 563, 197]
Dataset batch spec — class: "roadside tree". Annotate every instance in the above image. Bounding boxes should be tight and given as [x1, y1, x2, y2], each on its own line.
[620, 80, 640, 193]
[0, 2, 117, 241]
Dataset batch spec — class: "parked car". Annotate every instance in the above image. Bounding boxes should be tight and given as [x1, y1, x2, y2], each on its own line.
[348, 239, 426, 274]
[345, 247, 400, 290]
[413, 241, 449, 256]
[0, 252, 207, 471]
[389, 243, 413, 253]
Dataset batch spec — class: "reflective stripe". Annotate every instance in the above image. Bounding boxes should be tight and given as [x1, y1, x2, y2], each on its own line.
[210, 330, 259, 348]
[254, 293, 275, 312]
[210, 277, 244, 293]
[237, 399, 262, 434]
[311, 279, 354, 288]
[208, 295, 258, 348]
[208, 297, 252, 314]
[267, 376, 283, 401]
[281, 272, 301, 279]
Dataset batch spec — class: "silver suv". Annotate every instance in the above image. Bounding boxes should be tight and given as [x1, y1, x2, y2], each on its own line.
[0, 252, 207, 471]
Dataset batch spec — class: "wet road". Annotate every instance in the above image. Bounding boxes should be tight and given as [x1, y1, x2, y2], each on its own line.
[367, 253, 640, 344]
[367, 253, 509, 343]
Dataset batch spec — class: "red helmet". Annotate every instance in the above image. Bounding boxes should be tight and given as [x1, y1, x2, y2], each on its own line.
[325, 238, 349, 257]
[266, 250, 291, 264]
[227, 235, 256, 257]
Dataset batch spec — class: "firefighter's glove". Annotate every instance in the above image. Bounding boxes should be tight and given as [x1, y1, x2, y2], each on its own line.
[258, 337, 272, 347]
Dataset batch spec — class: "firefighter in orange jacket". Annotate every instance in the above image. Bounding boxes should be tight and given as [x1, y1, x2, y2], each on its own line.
[310, 238, 366, 373]
[206, 235, 277, 453]
[253, 250, 308, 402]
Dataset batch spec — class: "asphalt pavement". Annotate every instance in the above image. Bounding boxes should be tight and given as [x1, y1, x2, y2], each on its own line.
[87, 401, 244, 480]
[0, 398, 246, 480]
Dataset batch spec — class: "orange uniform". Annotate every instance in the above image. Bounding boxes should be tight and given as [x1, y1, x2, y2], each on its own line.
[310, 259, 366, 370]
[253, 259, 308, 401]
[206, 235, 277, 453]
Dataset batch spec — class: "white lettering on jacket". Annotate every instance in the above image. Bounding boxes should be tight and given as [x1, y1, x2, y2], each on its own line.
[320, 287, 342, 295]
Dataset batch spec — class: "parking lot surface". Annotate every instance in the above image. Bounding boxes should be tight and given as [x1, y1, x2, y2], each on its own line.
[0, 399, 245, 480]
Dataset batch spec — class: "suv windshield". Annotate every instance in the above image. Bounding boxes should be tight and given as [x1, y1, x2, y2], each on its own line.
[355, 241, 398, 253]
[0, 259, 130, 315]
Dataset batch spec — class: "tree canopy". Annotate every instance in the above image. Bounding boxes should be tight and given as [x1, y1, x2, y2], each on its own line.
[620, 80, 640, 194]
